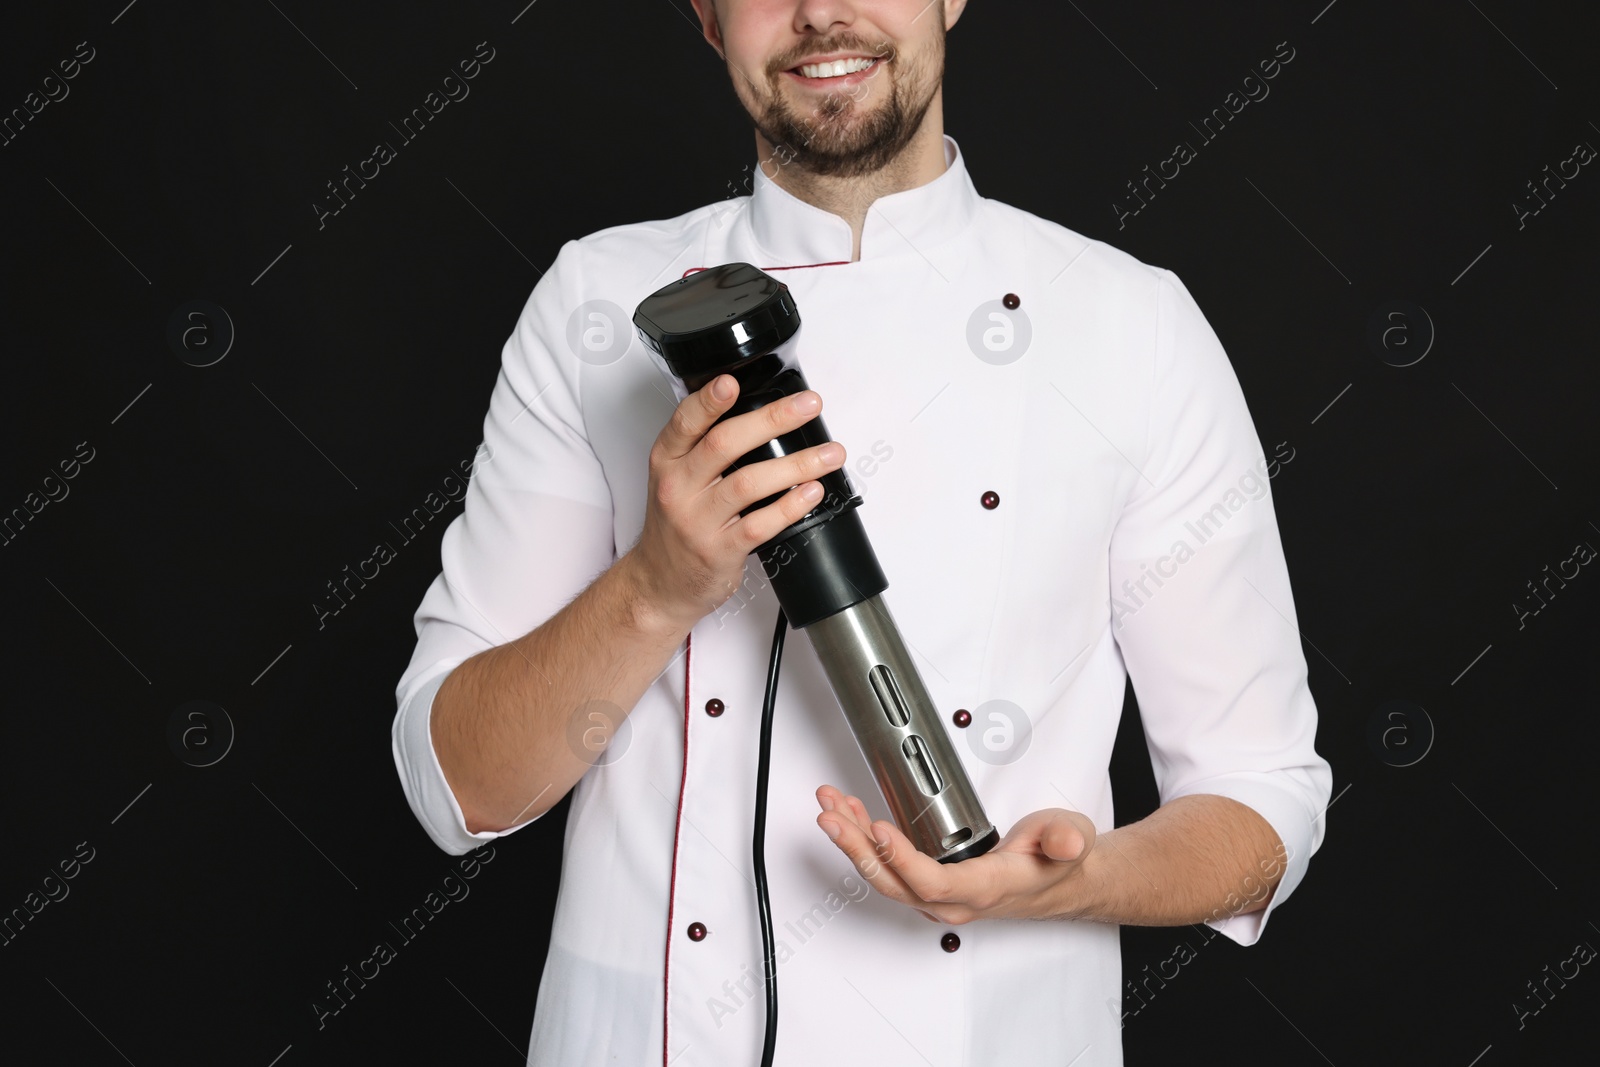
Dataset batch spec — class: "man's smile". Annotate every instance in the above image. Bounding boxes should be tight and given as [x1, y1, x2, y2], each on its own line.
[782, 53, 887, 90]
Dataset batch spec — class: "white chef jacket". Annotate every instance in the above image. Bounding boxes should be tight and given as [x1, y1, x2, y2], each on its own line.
[392, 134, 1332, 1066]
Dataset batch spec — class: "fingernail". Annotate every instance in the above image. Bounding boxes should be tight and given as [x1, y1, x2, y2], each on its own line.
[799, 482, 823, 502]
[790, 391, 819, 414]
[823, 820, 842, 841]
[712, 375, 733, 400]
[819, 795, 835, 812]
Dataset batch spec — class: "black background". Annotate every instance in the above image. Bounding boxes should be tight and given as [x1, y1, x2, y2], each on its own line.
[2, 1, 1597, 1064]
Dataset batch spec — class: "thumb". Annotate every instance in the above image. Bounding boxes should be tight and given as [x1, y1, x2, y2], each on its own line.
[1039, 810, 1096, 863]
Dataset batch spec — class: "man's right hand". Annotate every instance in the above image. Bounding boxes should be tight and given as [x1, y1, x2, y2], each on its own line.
[627, 372, 847, 633]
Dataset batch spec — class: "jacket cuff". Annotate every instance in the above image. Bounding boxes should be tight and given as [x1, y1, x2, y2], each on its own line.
[391, 665, 544, 855]
[1169, 773, 1322, 947]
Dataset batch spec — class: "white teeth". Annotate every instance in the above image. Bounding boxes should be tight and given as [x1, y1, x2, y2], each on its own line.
[798, 56, 875, 79]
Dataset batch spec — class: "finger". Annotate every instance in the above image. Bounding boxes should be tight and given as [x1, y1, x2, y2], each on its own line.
[998, 809, 1095, 863]
[816, 786, 868, 832]
[843, 793, 873, 830]
[684, 388, 823, 491]
[816, 811, 920, 907]
[715, 443, 847, 549]
[816, 784, 854, 819]
[723, 480, 833, 554]
[1039, 811, 1096, 863]
[865, 819, 975, 908]
[655, 374, 739, 463]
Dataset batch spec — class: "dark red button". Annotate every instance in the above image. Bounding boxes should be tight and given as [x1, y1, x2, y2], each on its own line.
[1002, 293, 1020, 310]
[980, 491, 999, 510]
[687, 922, 707, 941]
[704, 698, 724, 718]
[941, 932, 961, 952]
[952, 709, 971, 728]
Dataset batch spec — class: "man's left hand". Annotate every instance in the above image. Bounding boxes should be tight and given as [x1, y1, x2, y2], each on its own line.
[814, 784, 1098, 924]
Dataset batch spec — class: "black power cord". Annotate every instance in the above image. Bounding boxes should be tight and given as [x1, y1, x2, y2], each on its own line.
[753, 606, 787, 1067]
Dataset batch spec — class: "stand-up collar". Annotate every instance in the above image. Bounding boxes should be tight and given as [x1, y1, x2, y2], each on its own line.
[746, 134, 981, 266]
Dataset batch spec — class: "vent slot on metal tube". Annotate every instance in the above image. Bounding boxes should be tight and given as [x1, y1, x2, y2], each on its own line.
[941, 828, 973, 851]
[900, 735, 944, 796]
[869, 664, 910, 727]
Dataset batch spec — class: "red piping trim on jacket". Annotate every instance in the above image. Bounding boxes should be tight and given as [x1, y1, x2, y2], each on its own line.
[681, 260, 851, 279]
[662, 633, 691, 1067]
[661, 259, 844, 1066]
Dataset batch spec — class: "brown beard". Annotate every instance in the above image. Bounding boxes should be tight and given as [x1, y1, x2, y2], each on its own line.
[746, 25, 943, 179]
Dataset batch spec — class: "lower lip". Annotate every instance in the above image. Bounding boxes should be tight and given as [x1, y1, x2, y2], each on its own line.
[784, 57, 884, 90]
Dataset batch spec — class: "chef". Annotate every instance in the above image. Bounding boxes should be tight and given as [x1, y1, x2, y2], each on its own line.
[391, 1, 1334, 1064]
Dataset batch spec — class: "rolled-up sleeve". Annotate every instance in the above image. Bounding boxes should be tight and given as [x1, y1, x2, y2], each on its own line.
[1107, 267, 1333, 945]
[392, 239, 619, 856]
